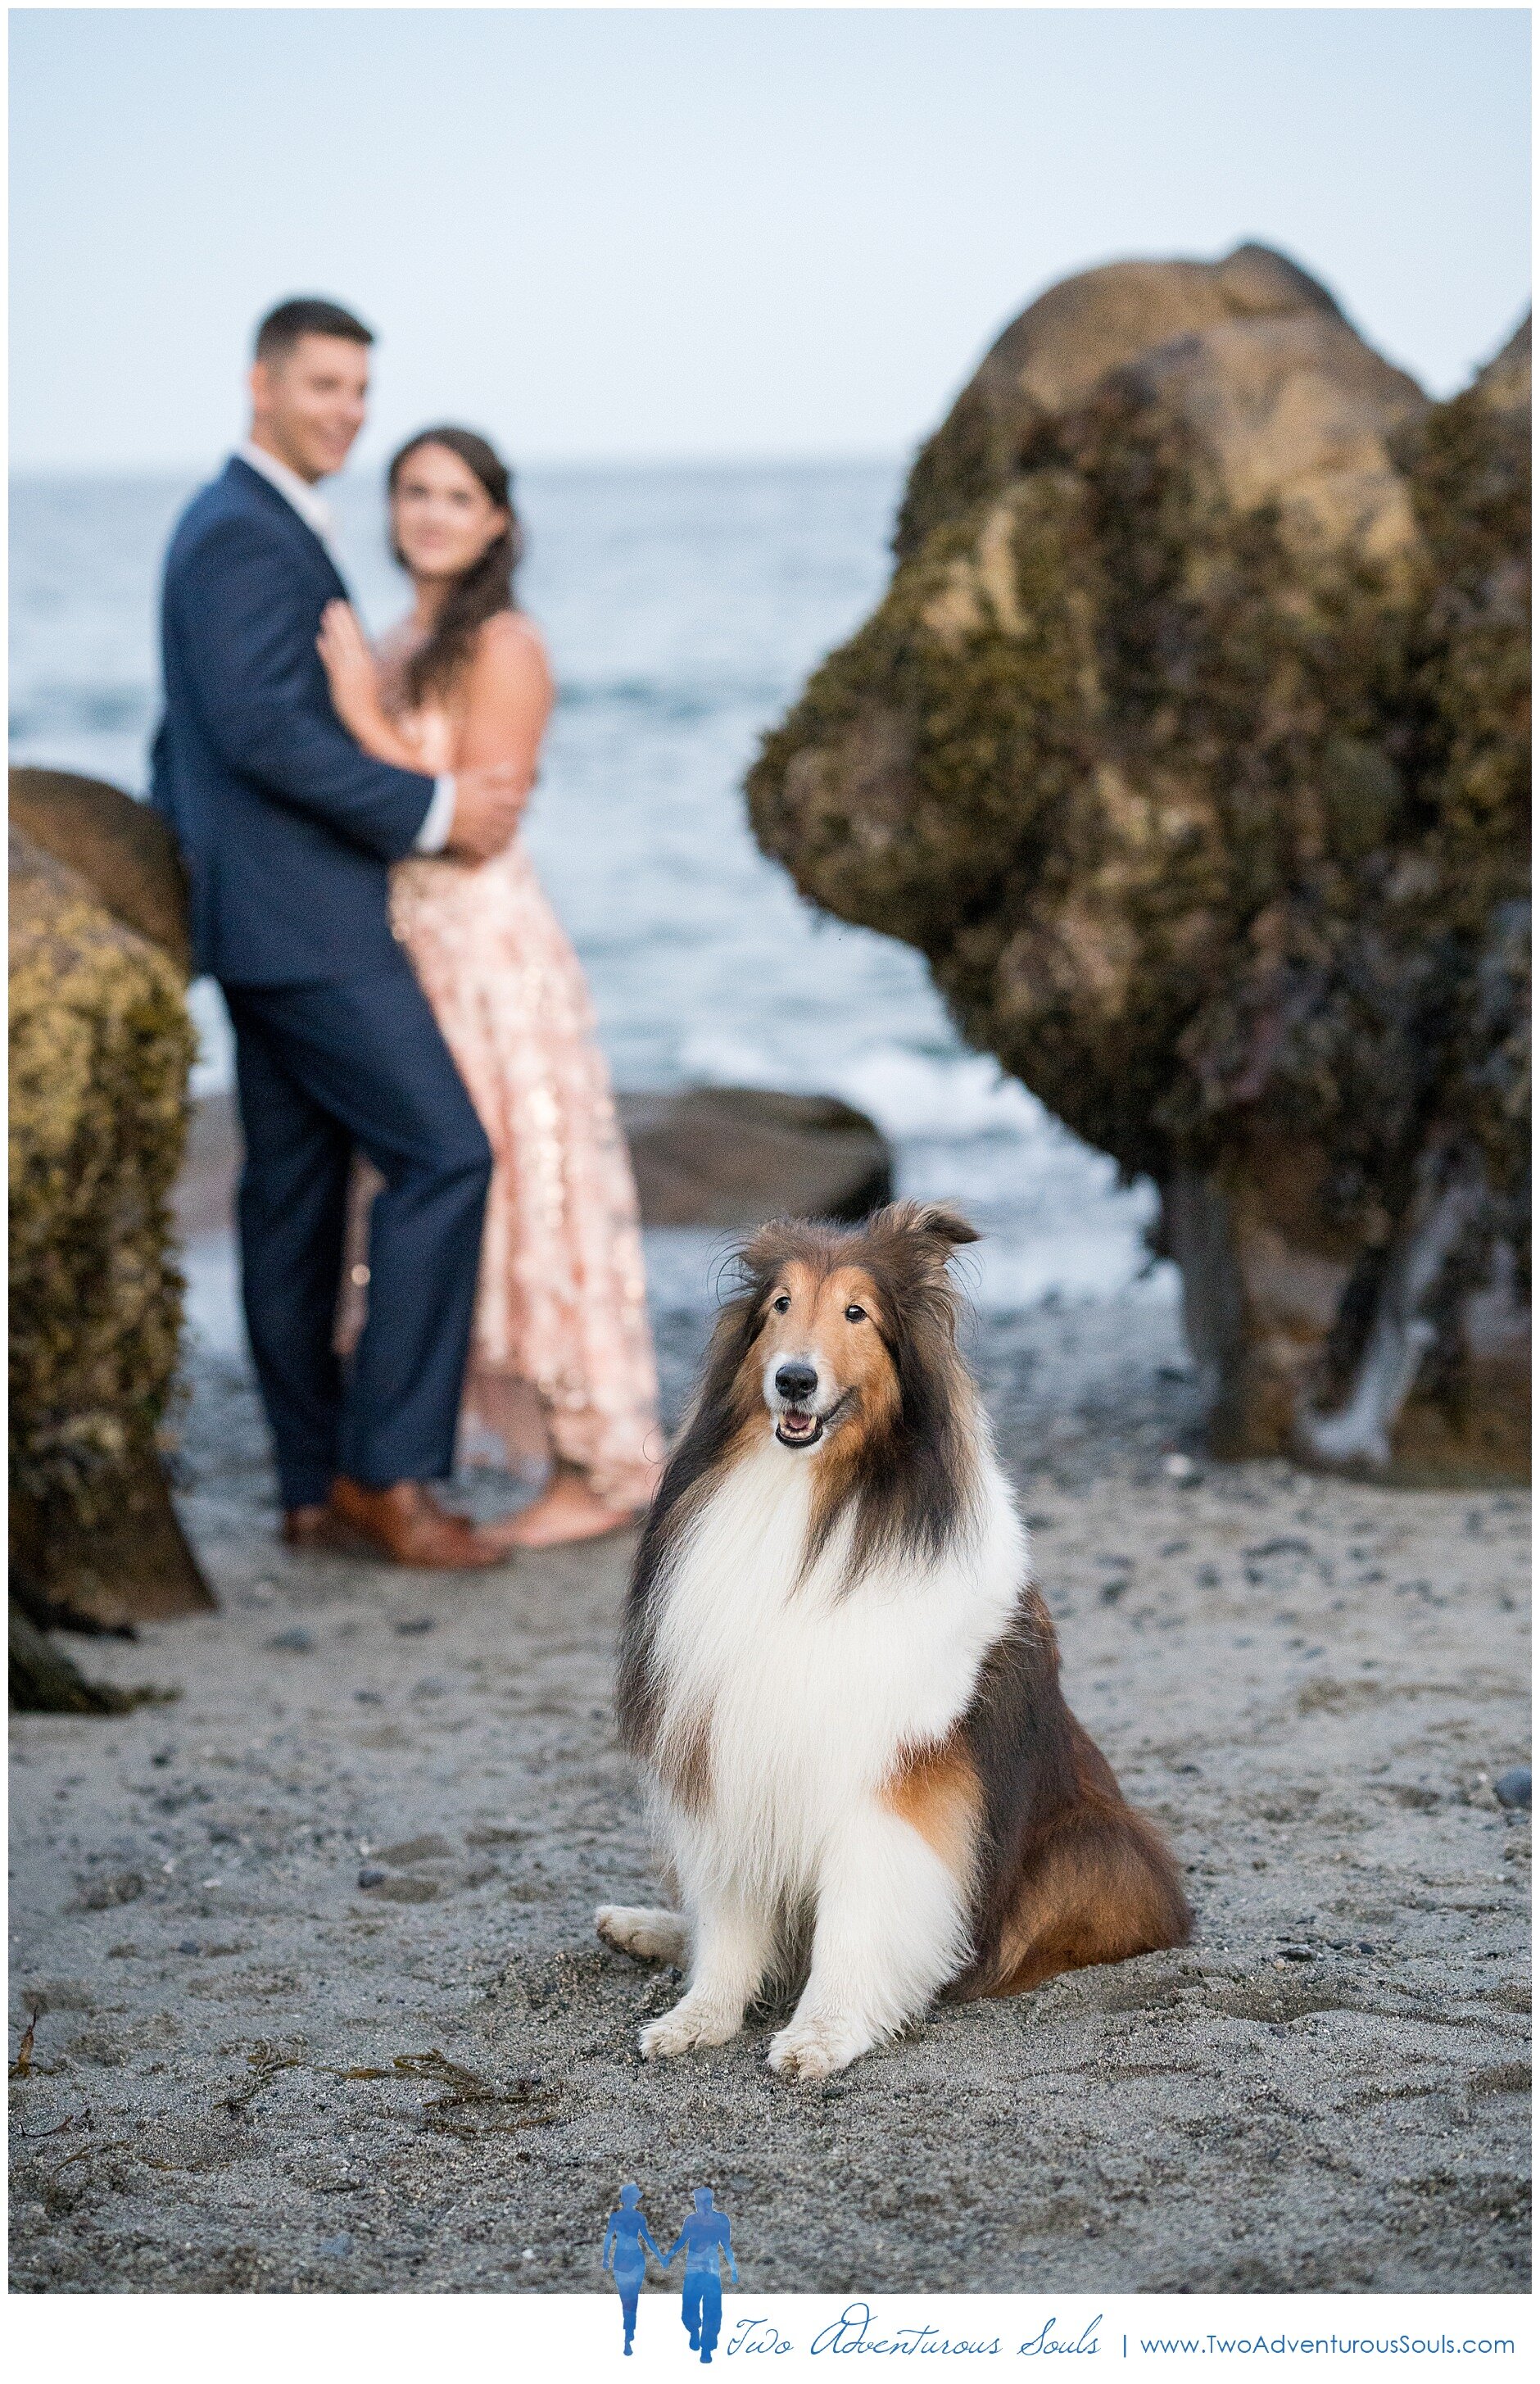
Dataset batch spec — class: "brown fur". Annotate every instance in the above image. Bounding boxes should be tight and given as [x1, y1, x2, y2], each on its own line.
[984, 1788, 1190, 1996]
[885, 1703, 1189, 2004]
[655, 1706, 713, 1814]
[881, 1735, 983, 1882]
[940, 1588, 1191, 1999]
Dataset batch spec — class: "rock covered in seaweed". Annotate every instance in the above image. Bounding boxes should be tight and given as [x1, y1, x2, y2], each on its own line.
[749, 246, 1529, 1480]
[9, 818, 211, 1623]
[895, 241, 1426, 567]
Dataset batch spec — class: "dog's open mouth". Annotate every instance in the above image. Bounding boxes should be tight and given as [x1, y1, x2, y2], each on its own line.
[774, 1407, 823, 1448]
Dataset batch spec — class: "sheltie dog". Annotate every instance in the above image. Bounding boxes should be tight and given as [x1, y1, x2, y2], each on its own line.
[596, 1202, 1190, 2079]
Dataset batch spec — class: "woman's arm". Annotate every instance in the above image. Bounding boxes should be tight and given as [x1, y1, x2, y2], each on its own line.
[316, 601, 425, 771]
[450, 614, 555, 804]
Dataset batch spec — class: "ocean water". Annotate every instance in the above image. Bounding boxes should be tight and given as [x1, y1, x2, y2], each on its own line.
[10, 460, 1171, 1323]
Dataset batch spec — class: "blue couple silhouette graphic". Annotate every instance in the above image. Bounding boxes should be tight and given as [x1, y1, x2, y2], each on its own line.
[600, 2184, 739, 2361]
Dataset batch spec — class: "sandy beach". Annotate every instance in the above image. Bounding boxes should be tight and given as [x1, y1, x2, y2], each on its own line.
[9, 1274, 1529, 2296]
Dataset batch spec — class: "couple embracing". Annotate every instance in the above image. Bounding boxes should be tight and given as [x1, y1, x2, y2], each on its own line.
[152, 297, 659, 1564]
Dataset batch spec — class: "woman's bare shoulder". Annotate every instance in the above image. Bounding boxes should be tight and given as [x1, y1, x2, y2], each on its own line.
[469, 609, 552, 682]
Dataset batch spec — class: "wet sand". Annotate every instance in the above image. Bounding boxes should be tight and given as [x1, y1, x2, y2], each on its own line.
[9, 1285, 1530, 2294]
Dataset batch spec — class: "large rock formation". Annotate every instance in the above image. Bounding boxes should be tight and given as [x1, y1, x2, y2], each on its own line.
[750, 247, 1529, 1480]
[10, 776, 211, 1628]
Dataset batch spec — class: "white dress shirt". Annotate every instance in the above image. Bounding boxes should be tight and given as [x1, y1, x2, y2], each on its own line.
[235, 442, 455, 854]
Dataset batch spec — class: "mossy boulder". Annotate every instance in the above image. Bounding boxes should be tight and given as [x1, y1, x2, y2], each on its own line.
[749, 247, 1529, 1480]
[895, 241, 1424, 564]
[10, 819, 211, 1625]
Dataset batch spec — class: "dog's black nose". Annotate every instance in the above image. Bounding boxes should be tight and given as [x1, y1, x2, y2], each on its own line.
[775, 1361, 818, 1403]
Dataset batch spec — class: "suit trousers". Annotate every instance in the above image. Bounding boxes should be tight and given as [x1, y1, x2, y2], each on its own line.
[224, 959, 493, 1508]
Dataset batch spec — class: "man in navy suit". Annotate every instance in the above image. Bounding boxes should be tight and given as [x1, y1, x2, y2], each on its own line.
[153, 297, 524, 1567]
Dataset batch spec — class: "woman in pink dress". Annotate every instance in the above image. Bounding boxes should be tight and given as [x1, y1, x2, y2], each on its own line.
[317, 427, 661, 1547]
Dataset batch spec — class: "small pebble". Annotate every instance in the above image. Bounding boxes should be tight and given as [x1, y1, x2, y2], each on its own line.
[396, 1616, 436, 1636]
[178, 1939, 202, 1956]
[354, 1690, 383, 1705]
[1163, 1452, 1200, 1483]
[1494, 1765, 1531, 1810]
[316, 2233, 353, 2259]
[266, 1627, 314, 1653]
[1275, 1944, 1315, 1962]
[357, 1866, 387, 1888]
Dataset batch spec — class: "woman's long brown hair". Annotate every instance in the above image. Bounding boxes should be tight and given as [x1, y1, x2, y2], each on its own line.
[388, 425, 524, 706]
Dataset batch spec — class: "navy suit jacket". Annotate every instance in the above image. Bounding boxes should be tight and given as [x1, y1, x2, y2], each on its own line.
[151, 456, 438, 985]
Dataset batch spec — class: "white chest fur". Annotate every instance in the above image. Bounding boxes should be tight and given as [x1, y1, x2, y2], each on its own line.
[648, 1427, 1028, 1894]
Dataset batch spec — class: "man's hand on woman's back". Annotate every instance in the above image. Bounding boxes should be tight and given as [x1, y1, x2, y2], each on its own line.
[445, 763, 528, 859]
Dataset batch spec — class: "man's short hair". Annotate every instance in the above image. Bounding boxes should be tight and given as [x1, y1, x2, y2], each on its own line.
[254, 297, 374, 365]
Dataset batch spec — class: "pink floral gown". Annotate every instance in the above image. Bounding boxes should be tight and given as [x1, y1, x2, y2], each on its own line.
[344, 628, 659, 1509]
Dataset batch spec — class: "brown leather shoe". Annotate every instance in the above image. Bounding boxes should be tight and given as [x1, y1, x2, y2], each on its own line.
[328, 1477, 510, 1570]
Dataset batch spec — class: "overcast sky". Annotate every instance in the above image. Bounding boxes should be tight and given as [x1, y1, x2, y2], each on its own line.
[9, 5, 1532, 474]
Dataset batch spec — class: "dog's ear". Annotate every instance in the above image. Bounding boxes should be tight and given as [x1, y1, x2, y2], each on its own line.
[869, 1200, 980, 1272]
[913, 1203, 980, 1252]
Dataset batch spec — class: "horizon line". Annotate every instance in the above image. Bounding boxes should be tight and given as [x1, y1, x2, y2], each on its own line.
[11, 447, 913, 486]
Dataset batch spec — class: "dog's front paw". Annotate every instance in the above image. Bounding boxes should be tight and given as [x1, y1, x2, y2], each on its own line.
[767, 2011, 869, 2081]
[639, 1995, 742, 2060]
[596, 1904, 689, 1964]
